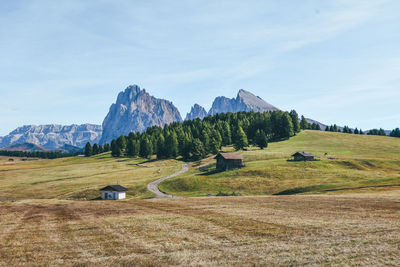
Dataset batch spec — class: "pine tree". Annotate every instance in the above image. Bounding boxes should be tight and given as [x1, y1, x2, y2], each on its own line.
[156, 134, 166, 159]
[92, 144, 99, 155]
[289, 110, 301, 133]
[116, 136, 127, 152]
[140, 138, 153, 159]
[165, 132, 179, 158]
[354, 128, 359, 134]
[84, 142, 92, 157]
[98, 145, 104, 153]
[111, 140, 121, 157]
[233, 126, 248, 151]
[221, 121, 232, 145]
[255, 129, 268, 149]
[191, 138, 206, 161]
[126, 139, 136, 157]
[281, 113, 294, 138]
[300, 115, 309, 130]
[390, 128, 400, 137]
[103, 143, 110, 152]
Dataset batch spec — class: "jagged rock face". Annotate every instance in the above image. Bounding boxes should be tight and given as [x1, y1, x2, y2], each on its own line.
[208, 89, 279, 116]
[0, 124, 102, 150]
[185, 104, 208, 121]
[99, 85, 183, 144]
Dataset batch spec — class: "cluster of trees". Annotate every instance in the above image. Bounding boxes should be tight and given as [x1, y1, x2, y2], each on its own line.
[367, 128, 387, 136]
[106, 110, 301, 161]
[84, 143, 110, 157]
[299, 116, 321, 130]
[390, 128, 400, 137]
[0, 150, 73, 159]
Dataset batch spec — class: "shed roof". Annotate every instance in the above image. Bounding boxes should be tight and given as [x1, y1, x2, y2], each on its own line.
[214, 152, 244, 160]
[292, 151, 315, 157]
[100, 185, 128, 192]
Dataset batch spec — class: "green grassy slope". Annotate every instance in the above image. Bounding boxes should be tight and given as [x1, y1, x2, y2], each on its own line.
[0, 153, 181, 200]
[160, 131, 400, 196]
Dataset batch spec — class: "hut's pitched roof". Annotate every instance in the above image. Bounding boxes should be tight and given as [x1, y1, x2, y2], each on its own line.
[291, 151, 315, 157]
[100, 185, 128, 192]
[214, 152, 244, 160]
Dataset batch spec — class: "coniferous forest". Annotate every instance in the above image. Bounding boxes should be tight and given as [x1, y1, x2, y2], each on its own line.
[89, 110, 302, 161]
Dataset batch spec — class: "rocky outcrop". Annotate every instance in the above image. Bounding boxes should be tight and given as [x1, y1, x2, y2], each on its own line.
[208, 89, 279, 115]
[99, 85, 183, 144]
[0, 124, 102, 150]
[185, 104, 207, 121]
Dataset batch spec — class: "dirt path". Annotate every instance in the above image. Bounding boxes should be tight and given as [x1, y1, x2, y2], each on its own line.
[147, 163, 189, 198]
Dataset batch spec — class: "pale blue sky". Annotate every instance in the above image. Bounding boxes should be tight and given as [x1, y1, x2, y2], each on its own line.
[1, 0, 399, 135]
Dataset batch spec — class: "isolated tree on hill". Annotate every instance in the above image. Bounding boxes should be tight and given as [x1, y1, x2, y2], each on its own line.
[255, 129, 268, 149]
[191, 138, 206, 161]
[84, 142, 92, 157]
[111, 140, 121, 157]
[233, 126, 248, 150]
[92, 144, 99, 155]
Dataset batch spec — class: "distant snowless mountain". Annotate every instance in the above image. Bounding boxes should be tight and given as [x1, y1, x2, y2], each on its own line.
[0, 84, 392, 151]
[0, 124, 102, 150]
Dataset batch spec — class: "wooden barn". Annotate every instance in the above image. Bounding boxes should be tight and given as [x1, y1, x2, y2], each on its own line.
[100, 185, 127, 200]
[215, 152, 244, 171]
[291, 152, 316, 161]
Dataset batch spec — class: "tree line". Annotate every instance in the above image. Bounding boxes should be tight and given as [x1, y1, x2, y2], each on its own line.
[0, 150, 74, 159]
[87, 110, 302, 161]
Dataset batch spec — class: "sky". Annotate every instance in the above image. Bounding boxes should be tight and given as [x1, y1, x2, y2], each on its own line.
[0, 0, 399, 136]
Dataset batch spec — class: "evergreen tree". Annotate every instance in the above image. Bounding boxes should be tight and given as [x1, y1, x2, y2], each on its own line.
[103, 143, 110, 152]
[255, 129, 268, 149]
[221, 121, 232, 145]
[281, 113, 294, 138]
[140, 138, 153, 158]
[390, 128, 400, 137]
[300, 115, 310, 130]
[156, 134, 166, 159]
[84, 142, 92, 157]
[116, 136, 127, 152]
[325, 126, 329, 131]
[354, 128, 359, 134]
[289, 110, 301, 133]
[98, 145, 104, 154]
[92, 144, 99, 155]
[111, 140, 121, 157]
[191, 138, 206, 161]
[233, 126, 248, 150]
[127, 139, 138, 157]
[165, 132, 179, 158]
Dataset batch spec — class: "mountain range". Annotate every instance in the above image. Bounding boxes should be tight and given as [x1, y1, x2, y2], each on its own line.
[1, 84, 366, 151]
[0, 124, 102, 150]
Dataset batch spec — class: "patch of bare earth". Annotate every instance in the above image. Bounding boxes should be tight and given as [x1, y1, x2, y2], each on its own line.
[0, 192, 399, 266]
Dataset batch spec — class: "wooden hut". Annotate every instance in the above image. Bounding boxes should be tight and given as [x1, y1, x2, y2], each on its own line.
[291, 152, 315, 161]
[215, 153, 244, 171]
[100, 185, 127, 200]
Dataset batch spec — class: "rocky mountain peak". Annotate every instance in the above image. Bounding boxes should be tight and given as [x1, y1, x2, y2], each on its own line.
[208, 89, 279, 116]
[185, 104, 208, 121]
[99, 85, 183, 144]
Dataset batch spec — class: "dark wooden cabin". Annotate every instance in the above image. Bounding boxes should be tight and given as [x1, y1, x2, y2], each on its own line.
[215, 153, 244, 171]
[291, 152, 315, 161]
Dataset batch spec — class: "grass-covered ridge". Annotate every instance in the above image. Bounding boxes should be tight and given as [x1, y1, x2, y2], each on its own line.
[160, 130, 400, 196]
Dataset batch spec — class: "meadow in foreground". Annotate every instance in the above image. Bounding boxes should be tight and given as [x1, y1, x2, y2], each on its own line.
[0, 193, 399, 266]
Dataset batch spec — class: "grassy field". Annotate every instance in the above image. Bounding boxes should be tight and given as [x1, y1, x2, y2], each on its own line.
[0, 193, 399, 266]
[0, 154, 182, 200]
[160, 131, 400, 197]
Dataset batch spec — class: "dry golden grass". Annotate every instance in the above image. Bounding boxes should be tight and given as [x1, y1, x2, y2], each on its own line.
[0, 192, 399, 266]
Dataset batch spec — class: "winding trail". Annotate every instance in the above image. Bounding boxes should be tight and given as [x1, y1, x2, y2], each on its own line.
[147, 163, 189, 198]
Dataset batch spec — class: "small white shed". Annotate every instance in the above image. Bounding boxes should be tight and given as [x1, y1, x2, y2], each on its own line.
[100, 185, 127, 200]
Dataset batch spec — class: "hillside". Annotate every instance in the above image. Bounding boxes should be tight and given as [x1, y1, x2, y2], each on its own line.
[0, 153, 181, 201]
[1, 142, 47, 152]
[160, 131, 400, 197]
